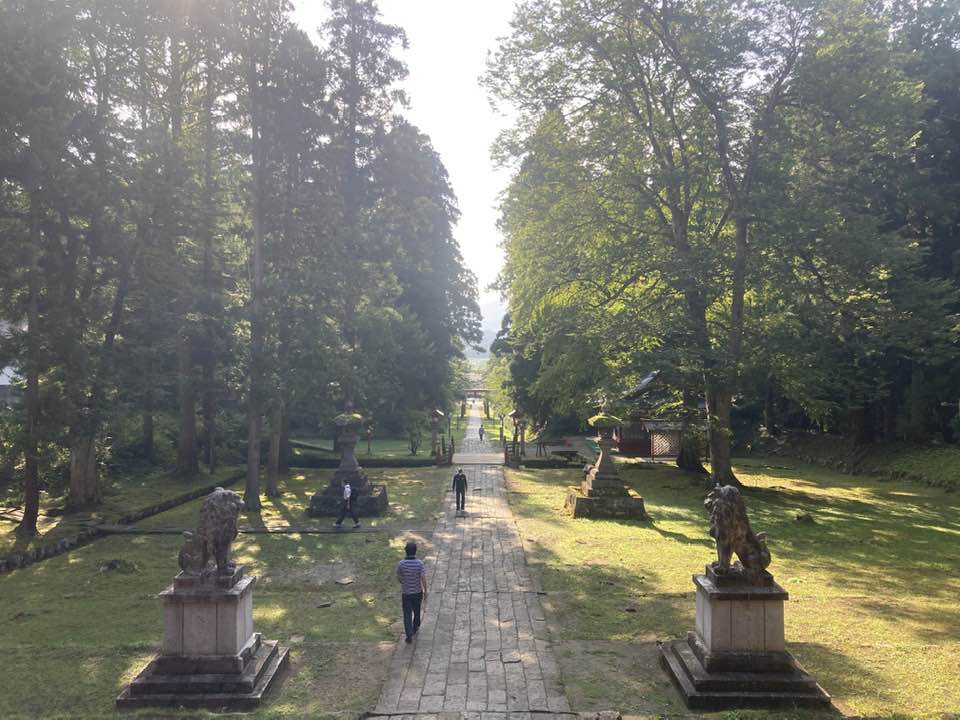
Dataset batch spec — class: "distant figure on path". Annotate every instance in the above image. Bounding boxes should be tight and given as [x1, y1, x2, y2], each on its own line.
[452, 468, 468, 512]
[479, 425, 485, 442]
[396, 541, 428, 643]
[333, 480, 360, 529]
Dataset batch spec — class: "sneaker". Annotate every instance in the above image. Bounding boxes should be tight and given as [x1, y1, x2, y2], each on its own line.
[352, 522, 361, 529]
[405, 636, 412, 643]
[333, 522, 342, 529]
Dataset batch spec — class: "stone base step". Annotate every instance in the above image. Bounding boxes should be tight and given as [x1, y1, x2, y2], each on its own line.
[659, 639, 831, 710]
[116, 641, 289, 711]
[565, 489, 647, 519]
[308, 484, 389, 517]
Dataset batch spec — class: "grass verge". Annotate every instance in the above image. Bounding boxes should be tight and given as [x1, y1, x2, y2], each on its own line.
[0, 466, 242, 558]
[505, 457, 960, 718]
[0, 466, 449, 719]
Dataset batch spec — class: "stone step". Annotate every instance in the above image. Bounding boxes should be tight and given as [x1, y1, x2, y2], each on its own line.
[128, 640, 279, 697]
[153, 632, 262, 676]
[671, 639, 819, 693]
[660, 640, 831, 710]
[117, 642, 289, 711]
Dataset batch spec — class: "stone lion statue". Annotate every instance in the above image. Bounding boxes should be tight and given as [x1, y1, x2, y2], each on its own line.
[178, 487, 245, 577]
[704, 485, 770, 584]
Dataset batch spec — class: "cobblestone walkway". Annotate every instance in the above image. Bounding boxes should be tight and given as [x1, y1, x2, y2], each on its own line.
[373, 413, 571, 719]
[453, 403, 502, 466]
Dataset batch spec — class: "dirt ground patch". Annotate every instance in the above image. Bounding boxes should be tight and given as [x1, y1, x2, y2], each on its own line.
[260, 560, 358, 588]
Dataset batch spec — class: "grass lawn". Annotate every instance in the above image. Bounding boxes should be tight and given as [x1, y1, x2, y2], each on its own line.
[505, 457, 960, 719]
[0, 466, 449, 719]
[0, 465, 243, 558]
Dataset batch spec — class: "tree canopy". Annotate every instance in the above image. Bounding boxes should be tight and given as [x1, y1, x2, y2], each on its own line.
[486, 0, 960, 483]
[0, 0, 481, 533]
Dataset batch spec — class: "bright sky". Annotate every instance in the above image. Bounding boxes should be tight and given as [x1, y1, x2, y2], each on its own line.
[292, 0, 517, 339]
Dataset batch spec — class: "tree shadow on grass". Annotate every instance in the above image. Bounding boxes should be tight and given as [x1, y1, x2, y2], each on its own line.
[791, 640, 895, 715]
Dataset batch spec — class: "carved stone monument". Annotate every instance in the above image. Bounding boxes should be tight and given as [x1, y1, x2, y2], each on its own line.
[565, 413, 647, 519]
[308, 409, 388, 517]
[117, 488, 288, 710]
[659, 485, 830, 709]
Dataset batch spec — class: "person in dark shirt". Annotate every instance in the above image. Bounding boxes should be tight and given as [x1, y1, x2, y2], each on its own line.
[452, 468, 467, 512]
[396, 541, 427, 642]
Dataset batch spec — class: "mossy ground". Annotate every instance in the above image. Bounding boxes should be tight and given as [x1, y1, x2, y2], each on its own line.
[0, 466, 243, 558]
[0, 467, 449, 719]
[504, 458, 960, 718]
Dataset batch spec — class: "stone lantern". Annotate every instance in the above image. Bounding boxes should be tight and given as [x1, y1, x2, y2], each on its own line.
[564, 412, 647, 519]
[308, 406, 388, 517]
[430, 408, 445, 458]
[508, 408, 524, 458]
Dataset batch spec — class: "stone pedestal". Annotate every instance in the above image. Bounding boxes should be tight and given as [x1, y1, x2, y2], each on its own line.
[565, 433, 646, 519]
[117, 571, 288, 710]
[307, 427, 388, 517]
[659, 568, 830, 709]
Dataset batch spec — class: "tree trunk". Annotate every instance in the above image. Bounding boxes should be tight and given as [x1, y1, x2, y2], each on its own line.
[763, 378, 777, 434]
[848, 406, 871, 446]
[17, 192, 42, 537]
[907, 363, 927, 442]
[706, 381, 741, 487]
[200, 34, 219, 475]
[279, 405, 290, 474]
[202, 355, 216, 472]
[676, 389, 707, 474]
[176, 333, 198, 476]
[243, 18, 267, 511]
[266, 420, 281, 498]
[68, 435, 99, 509]
[883, 392, 898, 442]
[245, 411, 261, 510]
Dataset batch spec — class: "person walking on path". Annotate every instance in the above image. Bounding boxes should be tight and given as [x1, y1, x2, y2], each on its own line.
[396, 541, 427, 643]
[333, 480, 360, 529]
[452, 467, 468, 512]
[478, 425, 485, 442]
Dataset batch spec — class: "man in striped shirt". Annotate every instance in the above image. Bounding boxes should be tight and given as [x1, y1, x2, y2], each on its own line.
[396, 541, 428, 643]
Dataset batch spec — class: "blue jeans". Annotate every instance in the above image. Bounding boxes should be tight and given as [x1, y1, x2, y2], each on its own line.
[402, 592, 423, 640]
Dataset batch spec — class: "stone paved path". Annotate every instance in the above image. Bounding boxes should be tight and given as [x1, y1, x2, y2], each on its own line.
[373, 411, 571, 719]
[453, 403, 502, 466]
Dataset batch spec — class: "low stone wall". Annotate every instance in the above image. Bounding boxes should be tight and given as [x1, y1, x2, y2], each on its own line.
[0, 471, 243, 575]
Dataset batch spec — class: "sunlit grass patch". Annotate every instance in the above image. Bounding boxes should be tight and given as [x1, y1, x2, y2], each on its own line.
[0, 465, 449, 718]
[505, 460, 960, 717]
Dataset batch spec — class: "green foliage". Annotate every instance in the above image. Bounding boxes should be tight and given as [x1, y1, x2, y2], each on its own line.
[485, 0, 960, 457]
[0, 0, 481, 521]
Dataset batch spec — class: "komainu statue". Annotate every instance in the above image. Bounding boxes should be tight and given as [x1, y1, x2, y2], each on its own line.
[704, 485, 771, 584]
[178, 487, 245, 577]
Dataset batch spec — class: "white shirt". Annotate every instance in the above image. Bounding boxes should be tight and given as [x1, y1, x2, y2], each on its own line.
[343, 483, 352, 501]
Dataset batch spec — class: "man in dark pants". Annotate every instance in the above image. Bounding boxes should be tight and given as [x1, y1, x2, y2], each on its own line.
[396, 541, 427, 642]
[452, 468, 467, 512]
[333, 480, 360, 529]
